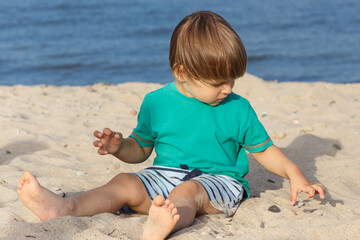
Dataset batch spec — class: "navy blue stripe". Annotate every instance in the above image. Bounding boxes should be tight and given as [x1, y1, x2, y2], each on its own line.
[142, 173, 167, 197]
[195, 179, 213, 202]
[153, 170, 177, 187]
[140, 174, 158, 196]
[207, 175, 235, 200]
[146, 172, 168, 197]
[227, 178, 243, 193]
[203, 176, 225, 202]
[147, 166, 189, 174]
[198, 179, 218, 202]
[132, 173, 154, 199]
[151, 170, 176, 195]
[172, 176, 183, 181]
[216, 175, 243, 194]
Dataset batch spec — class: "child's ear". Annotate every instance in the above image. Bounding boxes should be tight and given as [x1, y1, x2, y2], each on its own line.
[174, 65, 187, 82]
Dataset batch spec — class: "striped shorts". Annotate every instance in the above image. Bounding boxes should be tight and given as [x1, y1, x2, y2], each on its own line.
[131, 165, 244, 217]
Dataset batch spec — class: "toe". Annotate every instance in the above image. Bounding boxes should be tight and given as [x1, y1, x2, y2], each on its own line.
[171, 207, 178, 216]
[168, 202, 175, 210]
[153, 195, 165, 206]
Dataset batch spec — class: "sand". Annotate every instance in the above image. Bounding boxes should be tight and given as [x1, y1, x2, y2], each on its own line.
[0, 73, 359, 239]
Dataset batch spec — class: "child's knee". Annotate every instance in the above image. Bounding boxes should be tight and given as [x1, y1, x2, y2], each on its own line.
[109, 173, 149, 199]
[108, 173, 133, 184]
[171, 180, 204, 198]
[107, 173, 143, 193]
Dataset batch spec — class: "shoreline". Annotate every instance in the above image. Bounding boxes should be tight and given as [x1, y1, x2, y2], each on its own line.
[1, 77, 360, 88]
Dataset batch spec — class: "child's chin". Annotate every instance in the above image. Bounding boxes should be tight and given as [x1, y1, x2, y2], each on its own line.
[208, 102, 220, 106]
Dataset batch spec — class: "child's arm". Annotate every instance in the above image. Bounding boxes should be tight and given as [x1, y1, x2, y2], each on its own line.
[93, 128, 153, 164]
[251, 145, 325, 205]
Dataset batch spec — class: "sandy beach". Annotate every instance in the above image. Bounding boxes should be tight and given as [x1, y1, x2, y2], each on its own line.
[0, 73, 359, 239]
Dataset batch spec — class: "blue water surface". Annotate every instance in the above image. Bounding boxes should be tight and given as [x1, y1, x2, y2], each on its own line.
[0, 0, 359, 85]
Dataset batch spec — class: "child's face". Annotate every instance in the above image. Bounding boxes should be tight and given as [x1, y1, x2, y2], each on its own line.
[176, 78, 235, 106]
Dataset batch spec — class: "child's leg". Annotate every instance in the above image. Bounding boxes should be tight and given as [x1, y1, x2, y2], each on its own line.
[17, 171, 151, 221]
[168, 180, 222, 231]
[143, 180, 220, 240]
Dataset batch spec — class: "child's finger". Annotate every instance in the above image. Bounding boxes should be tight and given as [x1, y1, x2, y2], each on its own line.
[113, 132, 123, 140]
[313, 184, 326, 199]
[103, 128, 113, 136]
[93, 130, 103, 138]
[306, 187, 316, 199]
[97, 148, 108, 155]
[93, 140, 103, 147]
[290, 189, 299, 205]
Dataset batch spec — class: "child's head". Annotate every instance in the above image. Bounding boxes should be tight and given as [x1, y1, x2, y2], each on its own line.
[169, 11, 247, 84]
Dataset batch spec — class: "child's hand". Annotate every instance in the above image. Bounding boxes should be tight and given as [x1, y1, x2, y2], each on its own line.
[290, 182, 325, 206]
[93, 128, 123, 155]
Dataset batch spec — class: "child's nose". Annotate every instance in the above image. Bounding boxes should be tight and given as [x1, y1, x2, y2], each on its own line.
[222, 83, 232, 94]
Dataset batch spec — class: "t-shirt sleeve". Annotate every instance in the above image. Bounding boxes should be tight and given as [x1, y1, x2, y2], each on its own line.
[129, 95, 155, 147]
[240, 102, 273, 153]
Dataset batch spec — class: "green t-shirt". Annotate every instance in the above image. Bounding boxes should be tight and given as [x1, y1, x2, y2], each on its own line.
[130, 82, 273, 198]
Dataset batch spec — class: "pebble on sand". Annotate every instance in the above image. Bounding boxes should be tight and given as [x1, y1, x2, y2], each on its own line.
[268, 205, 281, 213]
[303, 209, 317, 213]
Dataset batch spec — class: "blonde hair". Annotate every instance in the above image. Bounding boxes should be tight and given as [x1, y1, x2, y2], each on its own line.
[169, 11, 247, 83]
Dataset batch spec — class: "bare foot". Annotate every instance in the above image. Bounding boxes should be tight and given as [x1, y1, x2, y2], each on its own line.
[142, 195, 180, 240]
[17, 171, 73, 221]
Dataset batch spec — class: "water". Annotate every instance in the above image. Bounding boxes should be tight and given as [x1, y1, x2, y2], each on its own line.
[0, 0, 359, 85]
